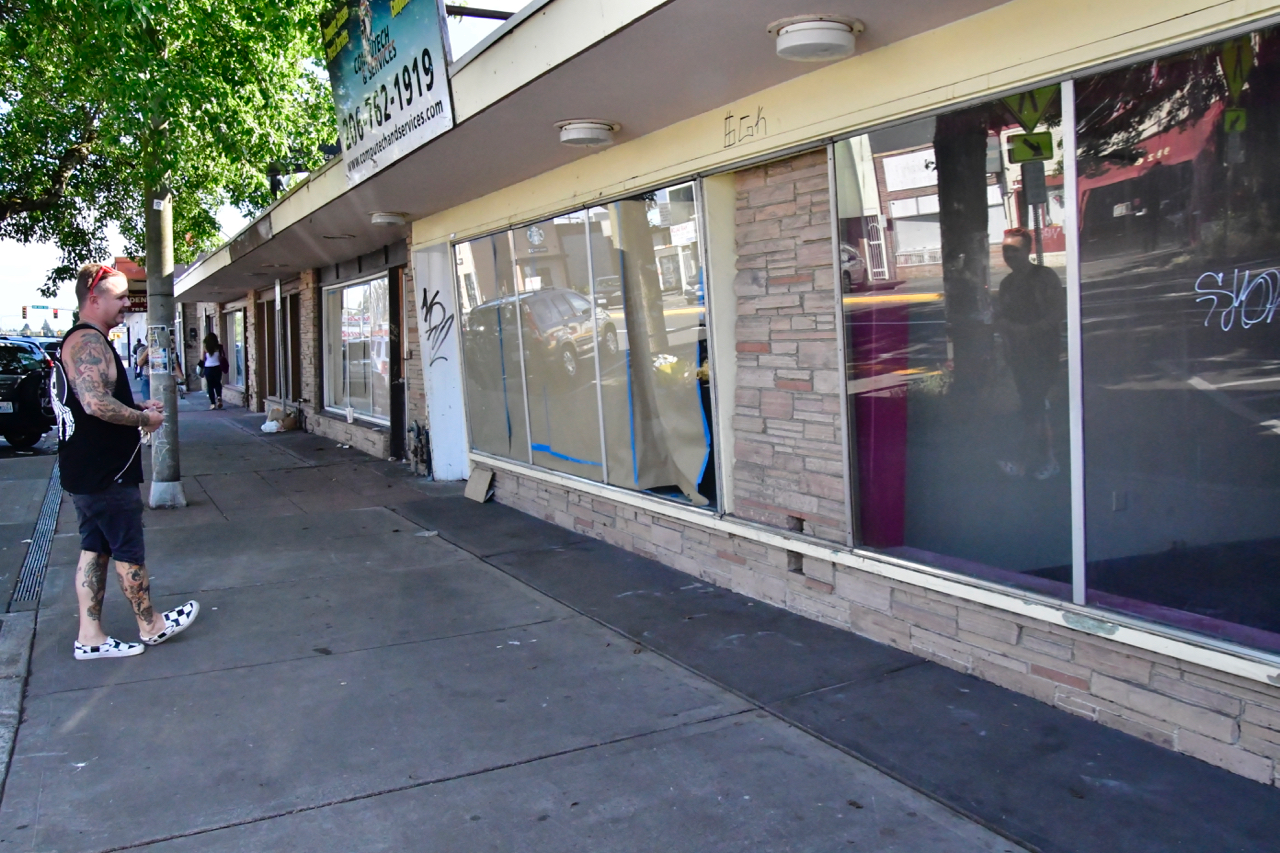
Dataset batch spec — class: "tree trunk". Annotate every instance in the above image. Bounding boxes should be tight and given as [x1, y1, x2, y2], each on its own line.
[146, 184, 187, 508]
[934, 108, 994, 395]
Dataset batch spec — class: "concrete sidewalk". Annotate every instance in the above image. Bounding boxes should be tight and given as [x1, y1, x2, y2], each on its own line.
[1, 404, 1278, 852]
[0, 407, 1023, 853]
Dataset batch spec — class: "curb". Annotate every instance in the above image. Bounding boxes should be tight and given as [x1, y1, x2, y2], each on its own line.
[0, 611, 35, 798]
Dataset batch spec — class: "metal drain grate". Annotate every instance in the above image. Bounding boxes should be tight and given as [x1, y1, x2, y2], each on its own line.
[12, 461, 62, 603]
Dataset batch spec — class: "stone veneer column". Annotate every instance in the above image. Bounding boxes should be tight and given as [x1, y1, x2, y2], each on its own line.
[297, 269, 320, 420]
[731, 149, 848, 543]
[242, 290, 259, 411]
[401, 256, 427, 433]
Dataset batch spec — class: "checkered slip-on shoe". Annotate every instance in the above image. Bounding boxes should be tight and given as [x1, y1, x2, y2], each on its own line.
[141, 600, 201, 646]
[74, 637, 145, 660]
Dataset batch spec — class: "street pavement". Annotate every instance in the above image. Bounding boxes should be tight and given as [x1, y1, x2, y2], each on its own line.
[0, 395, 1276, 852]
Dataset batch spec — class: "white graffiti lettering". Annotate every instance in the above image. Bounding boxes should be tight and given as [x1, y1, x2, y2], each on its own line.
[1194, 269, 1280, 331]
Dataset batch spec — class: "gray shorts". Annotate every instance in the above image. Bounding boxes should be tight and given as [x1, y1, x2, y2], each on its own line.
[71, 483, 145, 565]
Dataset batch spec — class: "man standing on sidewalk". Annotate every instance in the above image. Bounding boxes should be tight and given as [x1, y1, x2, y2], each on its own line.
[53, 262, 199, 660]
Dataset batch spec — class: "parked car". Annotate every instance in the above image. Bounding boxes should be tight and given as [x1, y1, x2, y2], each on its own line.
[840, 243, 869, 292]
[29, 336, 62, 361]
[0, 338, 56, 449]
[466, 287, 619, 383]
[593, 275, 622, 307]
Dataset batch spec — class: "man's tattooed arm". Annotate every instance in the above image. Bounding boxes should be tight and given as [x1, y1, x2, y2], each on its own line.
[65, 330, 151, 427]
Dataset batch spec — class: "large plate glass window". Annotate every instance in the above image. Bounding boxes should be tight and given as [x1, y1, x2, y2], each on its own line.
[514, 212, 605, 481]
[1077, 29, 1280, 649]
[589, 183, 714, 505]
[458, 234, 531, 462]
[323, 275, 392, 422]
[834, 88, 1072, 595]
[224, 309, 245, 387]
[456, 180, 716, 508]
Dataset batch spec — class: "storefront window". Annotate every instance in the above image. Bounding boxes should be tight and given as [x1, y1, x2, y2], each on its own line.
[457, 181, 715, 507]
[224, 309, 245, 387]
[834, 89, 1072, 596]
[590, 184, 713, 505]
[459, 234, 531, 462]
[1078, 30, 1280, 649]
[324, 275, 392, 422]
[515, 212, 605, 481]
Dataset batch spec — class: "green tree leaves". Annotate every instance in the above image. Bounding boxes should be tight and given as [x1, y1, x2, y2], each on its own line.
[0, 0, 337, 295]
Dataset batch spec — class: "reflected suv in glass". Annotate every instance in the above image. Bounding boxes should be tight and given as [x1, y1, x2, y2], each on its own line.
[466, 288, 619, 383]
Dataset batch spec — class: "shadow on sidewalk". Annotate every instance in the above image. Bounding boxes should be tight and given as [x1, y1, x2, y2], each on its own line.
[5, 406, 1276, 853]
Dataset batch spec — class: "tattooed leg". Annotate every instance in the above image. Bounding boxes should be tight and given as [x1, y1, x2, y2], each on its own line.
[76, 551, 111, 645]
[114, 561, 164, 637]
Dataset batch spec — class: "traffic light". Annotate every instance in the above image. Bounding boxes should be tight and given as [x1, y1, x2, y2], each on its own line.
[52, 309, 58, 319]
[21, 306, 26, 319]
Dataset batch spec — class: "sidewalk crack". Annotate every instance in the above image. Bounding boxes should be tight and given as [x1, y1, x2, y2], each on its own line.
[83, 710, 753, 853]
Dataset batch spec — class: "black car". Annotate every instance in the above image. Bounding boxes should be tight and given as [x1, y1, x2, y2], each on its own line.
[29, 336, 62, 361]
[0, 338, 56, 448]
[465, 287, 619, 383]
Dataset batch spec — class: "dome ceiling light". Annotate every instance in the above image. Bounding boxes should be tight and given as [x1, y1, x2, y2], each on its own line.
[556, 120, 620, 147]
[767, 15, 864, 62]
[371, 212, 408, 226]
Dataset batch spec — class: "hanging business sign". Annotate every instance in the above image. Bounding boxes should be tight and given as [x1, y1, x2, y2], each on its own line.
[320, 0, 455, 188]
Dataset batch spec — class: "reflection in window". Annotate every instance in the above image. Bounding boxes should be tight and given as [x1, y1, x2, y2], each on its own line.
[835, 90, 1071, 595]
[457, 181, 716, 507]
[592, 184, 714, 505]
[233, 311, 245, 386]
[224, 309, 245, 387]
[1078, 30, 1280, 649]
[515, 213, 605, 481]
[323, 276, 392, 422]
[459, 234, 530, 461]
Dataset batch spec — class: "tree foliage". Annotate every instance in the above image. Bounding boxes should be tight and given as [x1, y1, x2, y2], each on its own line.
[0, 0, 337, 295]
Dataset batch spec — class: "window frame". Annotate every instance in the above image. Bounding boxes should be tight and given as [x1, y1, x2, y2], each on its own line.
[322, 272, 393, 427]
[817, 22, 1280, 651]
[222, 308, 246, 389]
[451, 177, 721, 510]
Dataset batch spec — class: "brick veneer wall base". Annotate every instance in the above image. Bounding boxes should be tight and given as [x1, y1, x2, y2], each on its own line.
[489, 467, 1280, 787]
[308, 412, 390, 458]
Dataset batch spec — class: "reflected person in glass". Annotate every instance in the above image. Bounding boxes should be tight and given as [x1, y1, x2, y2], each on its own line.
[994, 227, 1065, 480]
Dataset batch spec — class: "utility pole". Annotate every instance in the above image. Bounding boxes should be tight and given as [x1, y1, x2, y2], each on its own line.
[146, 185, 186, 508]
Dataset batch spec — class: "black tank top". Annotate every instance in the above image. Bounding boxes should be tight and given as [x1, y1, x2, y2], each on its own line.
[53, 324, 144, 494]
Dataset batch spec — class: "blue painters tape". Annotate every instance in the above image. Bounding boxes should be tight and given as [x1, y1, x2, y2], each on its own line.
[532, 444, 603, 467]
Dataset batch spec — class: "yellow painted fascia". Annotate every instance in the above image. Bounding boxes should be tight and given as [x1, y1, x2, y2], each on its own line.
[450, 0, 667, 121]
[414, 0, 1280, 247]
[270, 156, 348, 235]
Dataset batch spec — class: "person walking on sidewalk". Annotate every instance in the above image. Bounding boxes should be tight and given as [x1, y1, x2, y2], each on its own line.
[131, 338, 145, 380]
[201, 332, 227, 410]
[135, 342, 151, 402]
[54, 262, 199, 661]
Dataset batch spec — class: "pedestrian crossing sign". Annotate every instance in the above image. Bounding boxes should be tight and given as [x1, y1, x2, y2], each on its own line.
[1003, 86, 1059, 133]
[1225, 107, 1247, 134]
[1008, 132, 1054, 163]
[1221, 38, 1253, 102]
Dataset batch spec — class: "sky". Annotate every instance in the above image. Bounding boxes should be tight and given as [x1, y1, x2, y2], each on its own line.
[0, 2, 529, 333]
[0, 207, 248, 334]
[445, 2, 528, 58]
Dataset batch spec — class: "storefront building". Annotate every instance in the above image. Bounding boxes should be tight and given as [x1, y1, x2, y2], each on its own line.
[177, 0, 1280, 785]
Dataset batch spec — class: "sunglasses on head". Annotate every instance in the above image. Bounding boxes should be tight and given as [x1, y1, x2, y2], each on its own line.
[87, 264, 118, 296]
